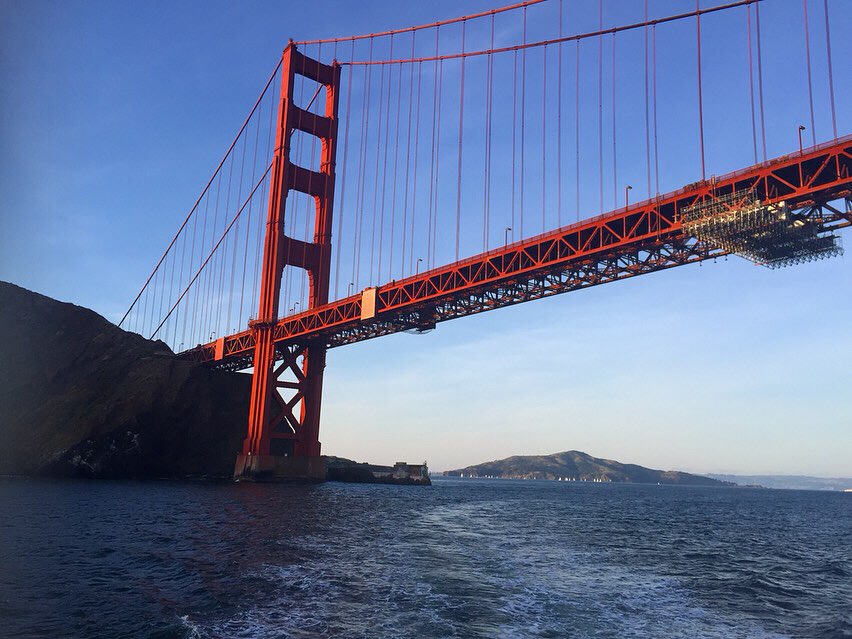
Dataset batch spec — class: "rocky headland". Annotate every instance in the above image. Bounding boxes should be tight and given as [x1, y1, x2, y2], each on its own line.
[0, 282, 251, 479]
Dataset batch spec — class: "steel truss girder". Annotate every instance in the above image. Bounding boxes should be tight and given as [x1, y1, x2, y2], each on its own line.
[185, 136, 852, 370]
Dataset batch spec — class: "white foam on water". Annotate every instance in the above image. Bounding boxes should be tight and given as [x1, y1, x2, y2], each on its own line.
[177, 614, 205, 639]
[196, 494, 798, 638]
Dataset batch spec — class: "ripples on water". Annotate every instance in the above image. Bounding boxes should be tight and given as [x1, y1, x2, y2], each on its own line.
[0, 477, 849, 638]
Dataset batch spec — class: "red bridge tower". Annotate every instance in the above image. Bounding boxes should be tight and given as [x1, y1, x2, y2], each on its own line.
[234, 43, 340, 480]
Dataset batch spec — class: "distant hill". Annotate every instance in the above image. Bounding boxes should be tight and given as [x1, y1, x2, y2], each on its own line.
[708, 474, 852, 491]
[446, 450, 730, 486]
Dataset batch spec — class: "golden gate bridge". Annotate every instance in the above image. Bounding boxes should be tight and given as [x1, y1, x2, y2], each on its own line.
[118, 0, 850, 479]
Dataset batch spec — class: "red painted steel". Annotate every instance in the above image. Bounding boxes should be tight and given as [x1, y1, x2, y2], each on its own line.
[295, 0, 545, 45]
[341, 0, 758, 67]
[187, 136, 851, 375]
[239, 43, 340, 470]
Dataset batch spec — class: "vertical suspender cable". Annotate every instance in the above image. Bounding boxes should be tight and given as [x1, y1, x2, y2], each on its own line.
[353, 38, 374, 289]
[200, 171, 221, 340]
[284, 123, 303, 315]
[141, 264, 151, 335]
[334, 39, 355, 298]
[301, 128, 317, 310]
[166, 251, 175, 339]
[511, 50, 517, 238]
[432, 59, 443, 267]
[167, 247, 177, 345]
[755, 1, 767, 161]
[377, 36, 394, 284]
[141, 281, 149, 336]
[313, 43, 327, 307]
[401, 35, 416, 275]
[119, 58, 282, 333]
[427, 28, 441, 270]
[652, 25, 660, 195]
[483, 15, 494, 251]
[822, 0, 837, 139]
[696, 0, 706, 181]
[410, 61, 423, 274]
[575, 39, 580, 222]
[557, 0, 563, 227]
[426, 29, 439, 271]
[282, 113, 300, 315]
[226, 128, 248, 331]
[747, 5, 758, 164]
[542, 44, 547, 232]
[644, 0, 651, 198]
[176, 217, 189, 348]
[191, 189, 209, 344]
[239, 101, 261, 323]
[612, 32, 617, 207]
[157, 254, 167, 337]
[455, 20, 466, 261]
[520, 7, 527, 238]
[802, 0, 816, 144]
[199, 176, 215, 343]
[253, 88, 276, 315]
[389, 58, 404, 280]
[598, 0, 604, 214]
[216, 142, 236, 332]
[157, 264, 167, 337]
[252, 176, 267, 317]
[369, 56, 386, 285]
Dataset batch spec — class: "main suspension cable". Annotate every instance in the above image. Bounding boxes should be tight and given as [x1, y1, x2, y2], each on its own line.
[342, 1, 759, 66]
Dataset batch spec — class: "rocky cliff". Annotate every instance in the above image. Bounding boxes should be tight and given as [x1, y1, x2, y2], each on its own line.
[0, 282, 251, 478]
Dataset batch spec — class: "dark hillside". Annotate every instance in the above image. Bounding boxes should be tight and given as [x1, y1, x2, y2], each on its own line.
[0, 281, 250, 478]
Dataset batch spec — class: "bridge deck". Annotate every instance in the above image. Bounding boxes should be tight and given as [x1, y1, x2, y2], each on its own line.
[185, 137, 852, 371]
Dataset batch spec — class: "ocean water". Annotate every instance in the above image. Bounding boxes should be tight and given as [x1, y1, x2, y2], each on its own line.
[0, 477, 849, 638]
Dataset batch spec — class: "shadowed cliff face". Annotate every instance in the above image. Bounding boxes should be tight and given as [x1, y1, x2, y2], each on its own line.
[0, 282, 251, 478]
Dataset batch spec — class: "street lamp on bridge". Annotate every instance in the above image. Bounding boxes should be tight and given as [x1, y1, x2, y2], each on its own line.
[625, 185, 633, 208]
[505, 226, 512, 246]
[798, 125, 806, 156]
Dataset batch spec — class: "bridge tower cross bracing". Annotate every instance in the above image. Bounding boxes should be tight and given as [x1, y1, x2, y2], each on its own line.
[235, 43, 340, 480]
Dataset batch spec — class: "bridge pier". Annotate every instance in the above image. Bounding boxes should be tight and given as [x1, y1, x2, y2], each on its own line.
[233, 454, 326, 482]
[235, 43, 340, 481]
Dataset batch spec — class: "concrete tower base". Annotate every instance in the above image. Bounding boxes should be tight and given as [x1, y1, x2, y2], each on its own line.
[233, 454, 326, 482]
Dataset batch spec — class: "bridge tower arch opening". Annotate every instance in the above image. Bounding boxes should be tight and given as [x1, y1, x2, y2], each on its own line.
[234, 43, 341, 480]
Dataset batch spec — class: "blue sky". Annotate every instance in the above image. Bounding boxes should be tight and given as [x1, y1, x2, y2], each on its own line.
[1, 0, 850, 475]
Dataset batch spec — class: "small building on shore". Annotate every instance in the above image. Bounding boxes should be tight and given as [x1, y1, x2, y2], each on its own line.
[324, 457, 430, 485]
[392, 462, 429, 482]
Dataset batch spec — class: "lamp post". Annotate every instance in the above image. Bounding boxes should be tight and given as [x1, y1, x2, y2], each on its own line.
[347, 282, 354, 296]
[416, 258, 423, 275]
[504, 226, 512, 246]
[798, 125, 806, 156]
[625, 185, 633, 208]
